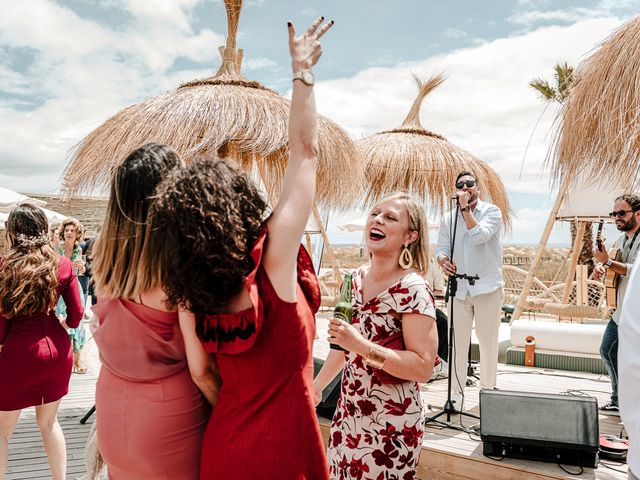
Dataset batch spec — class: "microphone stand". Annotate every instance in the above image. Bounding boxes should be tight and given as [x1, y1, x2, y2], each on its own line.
[425, 197, 480, 430]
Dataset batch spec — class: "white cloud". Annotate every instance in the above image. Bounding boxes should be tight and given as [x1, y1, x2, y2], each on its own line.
[306, 17, 624, 243]
[0, 0, 225, 192]
[0, 3, 632, 244]
[509, 8, 598, 26]
[244, 56, 278, 70]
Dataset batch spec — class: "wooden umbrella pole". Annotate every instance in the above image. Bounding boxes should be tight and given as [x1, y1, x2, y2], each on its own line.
[312, 206, 342, 284]
[561, 220, 586, 304]
[305, 232, 313, 261]
[512, 177, 570, 321]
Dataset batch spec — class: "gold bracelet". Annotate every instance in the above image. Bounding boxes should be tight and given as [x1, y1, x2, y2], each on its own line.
[364, 345, 388, 370]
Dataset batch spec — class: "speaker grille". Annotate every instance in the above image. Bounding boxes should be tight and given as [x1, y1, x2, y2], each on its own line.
[480, 389, 598, 449]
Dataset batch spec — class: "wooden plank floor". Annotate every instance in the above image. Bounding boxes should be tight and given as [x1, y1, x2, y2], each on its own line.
[6, 316, 629, 480]
[5, 372, 96, 479]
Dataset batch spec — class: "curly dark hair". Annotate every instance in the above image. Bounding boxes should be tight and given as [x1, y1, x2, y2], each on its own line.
[147, 157, 268, 316]
[616, 193, 640, 211]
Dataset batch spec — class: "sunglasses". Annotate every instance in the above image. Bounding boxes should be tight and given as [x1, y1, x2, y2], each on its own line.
[609, 210, 635, 219]
[455, 179, 476, 189]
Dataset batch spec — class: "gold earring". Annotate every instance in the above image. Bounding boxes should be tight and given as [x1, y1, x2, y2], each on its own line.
[399, 243, 413, 270]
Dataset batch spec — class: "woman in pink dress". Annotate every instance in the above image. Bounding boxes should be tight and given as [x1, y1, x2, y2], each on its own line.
[90, 143, 219, 479]
[0, 203, 84, 480]
[144, 18, 335, 480]
[314, 192, 439, 480]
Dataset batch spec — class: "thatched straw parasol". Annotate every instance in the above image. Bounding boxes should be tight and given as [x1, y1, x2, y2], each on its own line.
[358, 74, 511, 227]
[63, 0, 360, 209]
[554, 15, 640, 184]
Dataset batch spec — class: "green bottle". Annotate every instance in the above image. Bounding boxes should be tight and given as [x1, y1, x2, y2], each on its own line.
[330, 272, 354, 351]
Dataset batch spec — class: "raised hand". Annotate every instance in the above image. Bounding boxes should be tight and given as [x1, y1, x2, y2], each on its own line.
[288, 17, 334, 72]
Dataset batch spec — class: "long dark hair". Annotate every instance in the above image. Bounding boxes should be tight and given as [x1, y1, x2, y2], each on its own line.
[0, 203, 59, 318]
[92, 143, 181, 299]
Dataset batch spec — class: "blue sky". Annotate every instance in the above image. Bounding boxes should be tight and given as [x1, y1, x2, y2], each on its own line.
[1, 0, 638, 244]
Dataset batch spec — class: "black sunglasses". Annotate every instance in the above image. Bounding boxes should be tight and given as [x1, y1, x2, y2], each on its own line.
[609, 210, 635, 219]
[456, 179, 476, 189]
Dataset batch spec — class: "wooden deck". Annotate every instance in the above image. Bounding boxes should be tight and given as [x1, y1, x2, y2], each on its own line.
[5, 372, 96, 479]
[318, 364, 628, 480]
[5, 316, 629, 480]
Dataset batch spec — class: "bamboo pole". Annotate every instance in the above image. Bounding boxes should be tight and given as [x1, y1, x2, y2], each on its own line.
[312, 205, 342, 284]
[561, 220, 587, 304]
[305, 232, 313, 261]
[512, 178, 570, 321]
[550, 248, 571, 285]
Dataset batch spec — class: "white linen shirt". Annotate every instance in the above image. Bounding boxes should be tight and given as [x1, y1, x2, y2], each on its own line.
[435, 200, 503, 300]
[619, 262, 640, 475]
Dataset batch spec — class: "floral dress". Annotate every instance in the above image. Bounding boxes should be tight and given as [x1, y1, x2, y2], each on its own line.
[328, 268, 436, 480]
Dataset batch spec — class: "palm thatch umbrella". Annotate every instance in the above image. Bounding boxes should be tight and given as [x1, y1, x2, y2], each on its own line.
[358, 74, 511, 228]
[554, 15, 640, 184]
[62, 0, 360, 210]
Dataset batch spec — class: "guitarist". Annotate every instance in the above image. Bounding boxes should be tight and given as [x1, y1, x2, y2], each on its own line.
[594, 194, 640, 414]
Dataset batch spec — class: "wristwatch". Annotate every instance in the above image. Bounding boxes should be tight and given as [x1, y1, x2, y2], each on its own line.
[461, 205, 471, 213]
[293, 69, 315, 86]
[605, 258, 614, 267]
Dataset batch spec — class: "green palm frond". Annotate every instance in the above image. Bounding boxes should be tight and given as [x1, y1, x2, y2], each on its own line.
[554, 62, 575, 101]
[529, 79, 557, 102]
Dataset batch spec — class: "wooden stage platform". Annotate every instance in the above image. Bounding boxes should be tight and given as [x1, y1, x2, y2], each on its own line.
[319, 364, 628, 480]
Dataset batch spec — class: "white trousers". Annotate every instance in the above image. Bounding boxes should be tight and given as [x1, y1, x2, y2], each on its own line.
[450, 288, 504, 394]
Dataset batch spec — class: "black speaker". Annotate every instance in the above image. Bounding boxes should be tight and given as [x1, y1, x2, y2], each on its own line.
[313, 357, 342, 419]
[480, 389, 599, 467]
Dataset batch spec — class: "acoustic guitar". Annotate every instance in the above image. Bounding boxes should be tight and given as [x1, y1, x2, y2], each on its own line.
[596, 220, 621, 308]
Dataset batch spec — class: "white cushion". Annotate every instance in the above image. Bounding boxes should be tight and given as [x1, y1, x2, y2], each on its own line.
[510, 320, 605, 355]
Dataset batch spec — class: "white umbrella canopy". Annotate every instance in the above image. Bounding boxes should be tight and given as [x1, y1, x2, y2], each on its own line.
[41, 207, 67, 224]
[0, 187, 46, 213]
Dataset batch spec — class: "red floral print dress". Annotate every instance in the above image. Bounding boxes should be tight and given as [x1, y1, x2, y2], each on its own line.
[328, 268, 436, 480]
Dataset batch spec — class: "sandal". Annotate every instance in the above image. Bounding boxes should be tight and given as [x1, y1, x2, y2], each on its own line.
[73, 364, 88, 374]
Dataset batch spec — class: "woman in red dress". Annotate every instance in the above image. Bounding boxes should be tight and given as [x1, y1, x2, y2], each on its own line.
[145, 17, 334, 480]
[90, 143, 218, 479]
[0, 203, 84, 480]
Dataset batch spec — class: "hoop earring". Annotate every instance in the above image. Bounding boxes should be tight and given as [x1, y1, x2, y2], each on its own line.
[399, 243, 413, 270]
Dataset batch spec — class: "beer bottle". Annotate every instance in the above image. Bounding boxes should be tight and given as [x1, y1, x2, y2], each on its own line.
[330, 272, 354, 351]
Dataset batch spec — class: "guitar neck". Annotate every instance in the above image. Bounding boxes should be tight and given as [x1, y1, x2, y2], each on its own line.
[596, 219, 604, 250]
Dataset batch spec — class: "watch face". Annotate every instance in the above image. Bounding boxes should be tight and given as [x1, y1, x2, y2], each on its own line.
[302, 71, 314, 84]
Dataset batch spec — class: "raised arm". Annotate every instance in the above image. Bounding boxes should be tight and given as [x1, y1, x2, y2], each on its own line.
[264, 17, 334, 301]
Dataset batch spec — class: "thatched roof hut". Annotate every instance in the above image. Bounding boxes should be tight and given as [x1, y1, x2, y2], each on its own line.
[63, 0, 361, 210]
[358, 74, 511, 227]
[554, 15, 640, 184]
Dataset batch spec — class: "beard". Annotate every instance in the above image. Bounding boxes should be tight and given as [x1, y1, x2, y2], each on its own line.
[618, 214, 637, 232]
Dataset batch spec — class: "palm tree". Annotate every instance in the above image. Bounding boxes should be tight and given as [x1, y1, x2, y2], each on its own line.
[530, 63, 595, 277]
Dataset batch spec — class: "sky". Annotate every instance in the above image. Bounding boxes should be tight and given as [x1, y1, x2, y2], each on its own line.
[1, 0, 638, 245]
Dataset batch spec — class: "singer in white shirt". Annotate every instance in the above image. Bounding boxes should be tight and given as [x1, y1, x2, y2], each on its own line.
[435, 171, 504, 410]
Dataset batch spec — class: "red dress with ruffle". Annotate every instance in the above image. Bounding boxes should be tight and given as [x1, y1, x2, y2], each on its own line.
[0, 257, 83, 410]
[198, 228, 329, 480]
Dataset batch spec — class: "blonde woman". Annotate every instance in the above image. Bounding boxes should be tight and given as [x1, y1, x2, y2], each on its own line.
[56, 218, 87, 373]
[0, 204, 84, 479]
[314, 192, 438, 480]
[90, 143, 216, 479]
